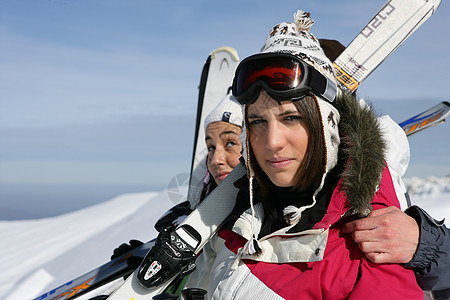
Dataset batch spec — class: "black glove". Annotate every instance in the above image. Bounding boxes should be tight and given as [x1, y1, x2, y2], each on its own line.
[111, 239, 143, 259]
[154, 201, 193, 232]
[111, 239, 144, 270]
[181, 288, 208, 300]
[137, 225, 201, 288]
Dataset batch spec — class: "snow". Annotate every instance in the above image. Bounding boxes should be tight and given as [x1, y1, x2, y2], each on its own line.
[0, 189, 178, 300]
[404, 176, 450, 224]
[0, 178, 449, 300]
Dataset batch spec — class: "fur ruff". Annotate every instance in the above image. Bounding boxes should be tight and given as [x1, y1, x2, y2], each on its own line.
[335, 94, 386, 217]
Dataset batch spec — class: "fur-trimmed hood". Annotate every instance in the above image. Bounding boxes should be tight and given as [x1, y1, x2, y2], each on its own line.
[335, 93, 386, 217]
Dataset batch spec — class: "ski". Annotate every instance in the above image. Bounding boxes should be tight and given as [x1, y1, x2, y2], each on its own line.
[399, 101, 450, 136]
[107, 163, 246, 299]
[34, 47, 240, 300]
[34, 240, 155, 300]
[105, 47, 241, 299]
[187, 47, 240, 209]
[334, 0, 441, 95]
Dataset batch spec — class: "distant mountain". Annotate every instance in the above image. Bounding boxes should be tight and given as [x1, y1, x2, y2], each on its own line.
[404, 175, 450, 198]
[404, 176, 450, 226]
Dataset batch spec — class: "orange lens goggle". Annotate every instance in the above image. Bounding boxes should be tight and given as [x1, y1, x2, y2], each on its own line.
[232, 53, 336, 104]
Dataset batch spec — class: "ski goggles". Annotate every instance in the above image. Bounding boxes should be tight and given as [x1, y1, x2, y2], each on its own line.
[232, 53, 337, 104]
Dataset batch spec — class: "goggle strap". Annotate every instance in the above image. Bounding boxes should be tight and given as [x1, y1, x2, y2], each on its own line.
[323, 80, 337, 103]
[309, 68, 336, 103]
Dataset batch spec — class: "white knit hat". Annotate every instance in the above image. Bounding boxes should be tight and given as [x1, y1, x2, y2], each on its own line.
[240, 10, 341, 257]
[204, 92, 244, 131]
[261, 10, 337, 86]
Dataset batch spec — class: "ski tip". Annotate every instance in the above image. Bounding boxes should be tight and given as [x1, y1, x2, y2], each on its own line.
[429, 0, 442, 13]
[209, 46, 240, 62]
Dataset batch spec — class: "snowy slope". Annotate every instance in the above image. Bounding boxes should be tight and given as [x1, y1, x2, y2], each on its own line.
[0, 188, 179, 300]
[0, 178, 448, 300]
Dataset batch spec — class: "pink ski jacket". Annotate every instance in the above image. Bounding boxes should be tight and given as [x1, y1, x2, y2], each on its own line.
[186, 94, 423, 299]
[186, 166, 423, 299]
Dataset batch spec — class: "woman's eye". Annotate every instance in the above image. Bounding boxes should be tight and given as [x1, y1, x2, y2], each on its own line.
[226, 140, 237, 147]
[249, 119, 265, 127]
[207, 145, 215, 152]
[284, 115, 302, 122]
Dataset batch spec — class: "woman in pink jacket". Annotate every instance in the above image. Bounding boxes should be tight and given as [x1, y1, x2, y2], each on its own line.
[185, 10, 423, 299]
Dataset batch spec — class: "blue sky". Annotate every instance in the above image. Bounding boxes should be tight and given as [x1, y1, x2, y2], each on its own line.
[1, 0, 449, 218]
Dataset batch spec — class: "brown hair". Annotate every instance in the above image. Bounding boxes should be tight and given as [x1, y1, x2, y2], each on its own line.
[246, 94, 325, 194]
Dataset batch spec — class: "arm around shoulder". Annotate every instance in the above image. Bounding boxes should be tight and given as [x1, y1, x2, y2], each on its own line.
[404, 205, 450, 299]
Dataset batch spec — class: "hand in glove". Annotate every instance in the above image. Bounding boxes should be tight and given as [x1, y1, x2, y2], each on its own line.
[111, 239, 144, 271]
[154, 201, 193, 232]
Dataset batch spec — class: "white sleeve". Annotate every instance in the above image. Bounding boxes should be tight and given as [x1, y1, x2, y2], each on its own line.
[378, 114, 411, 210]
[357, 98, 411, 210]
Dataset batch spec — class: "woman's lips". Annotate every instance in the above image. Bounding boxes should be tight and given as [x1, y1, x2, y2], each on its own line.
[268, 158, 294, 168]
[217, 172, 230, 182]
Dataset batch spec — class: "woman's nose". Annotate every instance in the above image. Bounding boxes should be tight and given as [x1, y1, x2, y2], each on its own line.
[211, 147, 226, 165]
[265, 121, 286, 151]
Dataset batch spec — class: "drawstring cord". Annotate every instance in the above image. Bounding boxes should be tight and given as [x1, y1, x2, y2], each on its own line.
[242, 176, 263, 256]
